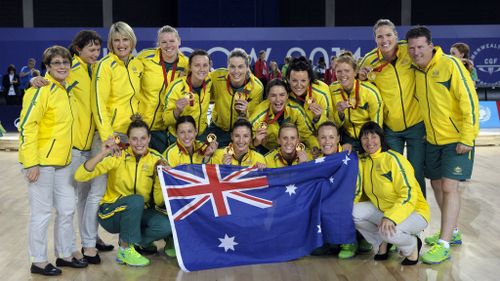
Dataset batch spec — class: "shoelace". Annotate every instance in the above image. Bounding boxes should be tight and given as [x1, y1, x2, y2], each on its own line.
[125, 247, 142, 258]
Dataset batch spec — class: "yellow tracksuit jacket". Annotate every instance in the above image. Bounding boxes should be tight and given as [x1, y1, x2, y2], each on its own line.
[264, 148, 312, 168]
[68, 55, 96, 151]
[92, 53, 143, 141]
[162, 76, 212, 137]
[288, 80, 334, 130]
[209, 68, 263, 131]
[249, 100, 319, 151]
[360, 149, 430, 224]
[412, 47, 479, 146]
[137, 48, 188, 131]
[19, 73, 73, 168]
[74, 147, 164, 209]
[210, 148, 265, 166]
[163, 140, 208, 167]
[359, 42, 422, 132]
[330, 80, 383, 140]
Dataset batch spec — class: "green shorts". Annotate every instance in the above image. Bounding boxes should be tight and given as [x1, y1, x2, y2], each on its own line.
[425, 142, 475, 180]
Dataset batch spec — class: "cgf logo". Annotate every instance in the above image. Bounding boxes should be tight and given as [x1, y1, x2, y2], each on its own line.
[470, 43, 500, 87]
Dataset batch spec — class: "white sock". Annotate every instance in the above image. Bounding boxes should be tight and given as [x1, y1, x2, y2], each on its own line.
[438, 239, 450, 248]
[453, 227, 459, 235]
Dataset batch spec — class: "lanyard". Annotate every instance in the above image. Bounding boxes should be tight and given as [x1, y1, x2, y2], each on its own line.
[186, 75, 207, 104]
[264, 109, 284, 125]
[160, 51, 178, 88]
[340, 80, 360, 109]
[374, 46, 399, 72]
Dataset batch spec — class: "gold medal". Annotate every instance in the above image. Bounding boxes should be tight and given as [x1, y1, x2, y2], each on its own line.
[307, 98, 313, 104]
[235, 92, 244, 100]
[296, 143, 305, 151]
[367, 71, 377, 81]
[259, 121, 268, 129]
[207, 133, 217, 143]
[226, 144, 234, 155]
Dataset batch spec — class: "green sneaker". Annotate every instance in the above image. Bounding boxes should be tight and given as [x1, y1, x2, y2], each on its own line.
[116, 246, 150, 267]
[358, 239, 373, 253]
[338, 243, 357, 259]
[135, 242, 157, 255]
[421, 243, 451, 264]
[425, 231, 462, 246]
[164, 236, 176, 258]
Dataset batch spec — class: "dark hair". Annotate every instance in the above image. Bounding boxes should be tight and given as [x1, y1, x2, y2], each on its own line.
[278, 122, 298, 138]
[451, 42, 471, 59]
[232, 118, 253, 138]
[175, 115, 196, 131]
[42, 45, 72, 67]
[7, 64, 16, 73]
[69, 30, 103, 57]
[358, 121, 390, 153]
[405, 26, 432, 44]
[317, 121, 340, 136]
[266, 78, 289, 95]
[286, 56, 316, 82]
[127, 114, 150, 136]
[188, 49, 210, 67]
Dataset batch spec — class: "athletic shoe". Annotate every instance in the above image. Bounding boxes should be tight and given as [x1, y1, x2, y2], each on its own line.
[338, 243, 357, 259]
[116, 246, 150, 267]
[358, 239, 373, 253]
[425, 231, 462, 246]
[135, 243, 157, 255]
[164, 236, 176, 258]
[421, 243, 451, 264]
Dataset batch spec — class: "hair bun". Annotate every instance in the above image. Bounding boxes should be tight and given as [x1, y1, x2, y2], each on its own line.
[130, 113, 143, 122]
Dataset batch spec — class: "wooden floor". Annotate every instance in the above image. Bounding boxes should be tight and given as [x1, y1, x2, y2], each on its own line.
[1, 146, 500, 281]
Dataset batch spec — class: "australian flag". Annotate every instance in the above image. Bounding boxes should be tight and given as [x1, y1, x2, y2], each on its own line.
[158, 151, 358, 271]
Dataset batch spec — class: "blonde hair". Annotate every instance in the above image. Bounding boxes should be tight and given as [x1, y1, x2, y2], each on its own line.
[156, 25, 181, 46]
[107, 21, 137, 53]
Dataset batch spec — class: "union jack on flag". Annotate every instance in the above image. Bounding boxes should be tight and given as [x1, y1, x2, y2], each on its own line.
[162, 165, 272, 220]
[158, 152, 358, 272]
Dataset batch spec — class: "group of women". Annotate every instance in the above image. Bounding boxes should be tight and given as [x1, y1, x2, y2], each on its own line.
[19, 19, 433, 276]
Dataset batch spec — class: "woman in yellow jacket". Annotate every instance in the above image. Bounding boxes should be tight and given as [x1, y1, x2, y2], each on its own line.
[162, 50, 212, 147]
[211, 119, 266, 168]
[286, 56, 333, 136]
[250, 79, 318, 153]
[19, 46, 87, 276]
[206, 48, 264, 147]
[163, 115, 218, 167]
[264, 123, 311, 168]
[137, 25, 189, 152]
[75, 115, 170, 267]
[330, 55, 383, 152]
[353, 121, 430, 265]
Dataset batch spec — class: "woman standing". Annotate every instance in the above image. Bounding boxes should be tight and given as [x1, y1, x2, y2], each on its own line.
[330, 54, 383, 151]
[162, 50, 212, 147]
[89, 21, 143, 261]
[353, 121, 429, 265]
[19, 46, 87, 276]
[206, 48, 263, 146]
[137, 25, 189, 152]
[2, 64, 21, 105]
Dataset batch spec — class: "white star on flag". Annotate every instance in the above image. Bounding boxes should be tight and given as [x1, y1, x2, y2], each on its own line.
[329, 176, 335, 183]
[285, 184, 297, 196]
[315, 157, 325, 163]
[218, 234, 238, 252]
[317, 224, 322, 233]
[342, 155, 351, 165]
